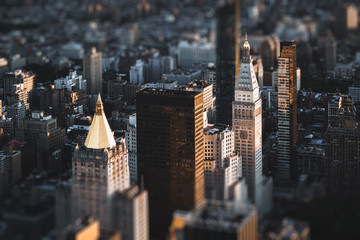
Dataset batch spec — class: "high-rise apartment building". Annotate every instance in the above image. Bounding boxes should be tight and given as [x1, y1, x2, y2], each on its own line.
[148, 56, 176, 82]
[7, 83, 29, 109]
[54, 70, 87, 92]
[125, 114, 137, 184]
[335, 4, 358, 38]
[252, 57, 264, 90]
[130, 60, 145, 85]
[177, 41, 216, 69]
[325, 38, 337, 71]
[0, 147, 21, 200]
[111, 185, 149, 240]
[6, 101, 26, 128]
[325, 96, 360, 181]
[216, 0, 241, 124]
[72, 94, 130, 226]
[277, 40, 297, 181]
[296, 67, 301, 92]
[17, 111, 65, 170]
[184, 80, 216, 123]
[3, 70, 35, 106]
[83, 48, 102, 94]
[232, 36, 263, 204]
[260, 35, 280, 71]
[203, 124, 241, 200]
[136, 88, 205, 239]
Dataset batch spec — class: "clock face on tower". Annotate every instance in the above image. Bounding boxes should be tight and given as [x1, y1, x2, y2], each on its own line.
[240, 130, 248, 139]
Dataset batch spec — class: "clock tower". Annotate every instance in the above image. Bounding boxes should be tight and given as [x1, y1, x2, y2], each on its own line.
[232, 34, 263, 205]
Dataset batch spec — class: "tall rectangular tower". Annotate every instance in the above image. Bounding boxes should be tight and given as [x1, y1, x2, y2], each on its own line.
[216, 0, 240, 124]
[232, 36, 263, 205]
[83, 48, 102, 94]
[277, 40, 297, 181]
[125, 113, 137, 184]
[136, 88, 205, 239]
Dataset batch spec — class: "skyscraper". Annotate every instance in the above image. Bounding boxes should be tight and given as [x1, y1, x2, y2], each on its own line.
[325, 96, 360, 182]
[232, 36, 263, 204]
[203, 124, 241, 200]
[325, 38, 337, 71]
[72, 94, 130, 226]
[3, 70, 35, 106]
[216, 0, 240, 124]
[17, 110, 65, 171]
[125, 113, 138, 184]
[83, 48, 102, 95]
[58, 95, 148, 240]
[277, 40, 297, 181]
[136, 88, 205, 239]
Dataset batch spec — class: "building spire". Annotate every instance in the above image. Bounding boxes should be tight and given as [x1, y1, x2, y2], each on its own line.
[242, 32, 251, 62]
[243, 32, 250, 50]
[84, 94, 116, 149]
[95, 93, 104, 115]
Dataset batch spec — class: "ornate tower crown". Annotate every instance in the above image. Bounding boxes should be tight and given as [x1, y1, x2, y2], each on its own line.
[95, 93, 104, 115]
[243, 33, 250, 50]
[84, 93, 116, 149]
[242, 33, 251, 62]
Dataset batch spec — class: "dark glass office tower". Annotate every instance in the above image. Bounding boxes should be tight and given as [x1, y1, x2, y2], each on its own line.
[216, 0, 241, 125]
[136, 88, 205, 239]
[277, 40, 297, 181]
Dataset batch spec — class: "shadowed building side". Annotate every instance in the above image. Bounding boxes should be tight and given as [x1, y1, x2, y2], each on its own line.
[137, 88, 205, 239]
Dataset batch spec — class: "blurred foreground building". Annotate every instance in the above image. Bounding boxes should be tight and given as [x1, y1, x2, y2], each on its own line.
[169, 200, 258, 240]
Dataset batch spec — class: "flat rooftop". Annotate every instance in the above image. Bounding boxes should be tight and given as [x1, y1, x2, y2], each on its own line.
[138, 88, 200, 97]
[204, 124, 231, 135]
[187, 200, 254, 232]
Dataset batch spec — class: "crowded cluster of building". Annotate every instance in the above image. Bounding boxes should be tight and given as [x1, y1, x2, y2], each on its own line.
[1, 0, 360, 239]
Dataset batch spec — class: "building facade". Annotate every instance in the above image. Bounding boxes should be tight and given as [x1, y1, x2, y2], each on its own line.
[184, 81, 216, 123]
[177, 41, 216, 70]
[83, 48, 102, 94]
[169, 200, 258, 240]
[277, 40, 297, 181]
[3, 70, 35, 106]
[54, 71, 87, 92]
[125, 114, 137, 184]
[111, 185, 149, 240]
[130, 60, 145, 85]
[216, 0, 241, 125]
[18, 111, 65, 170]
[325, 96, 360, 181]
[203, 124, 241, 200]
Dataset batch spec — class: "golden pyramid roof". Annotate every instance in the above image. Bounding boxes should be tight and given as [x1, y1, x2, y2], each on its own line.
[84, 94, 116, 149]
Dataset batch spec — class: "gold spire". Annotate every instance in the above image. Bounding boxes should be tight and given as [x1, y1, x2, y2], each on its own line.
[84, 94, 116, 149]
[243, 32, 250, 50]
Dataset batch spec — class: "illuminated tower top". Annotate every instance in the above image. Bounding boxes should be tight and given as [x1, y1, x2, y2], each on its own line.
[84, 93, 116, 149]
